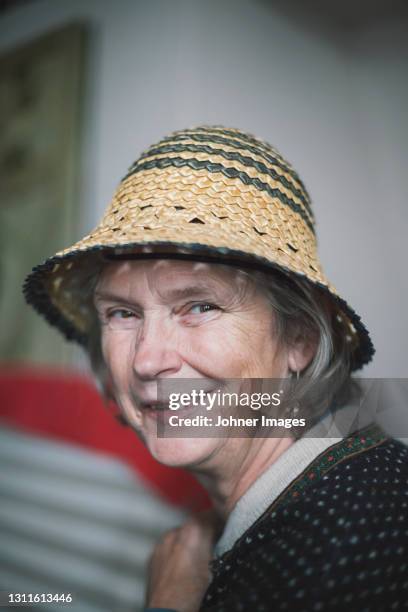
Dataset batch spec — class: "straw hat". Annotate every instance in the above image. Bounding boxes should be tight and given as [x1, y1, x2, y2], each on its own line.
[23, 125, 374, 371]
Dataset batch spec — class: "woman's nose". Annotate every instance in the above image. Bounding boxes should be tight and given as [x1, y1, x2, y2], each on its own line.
[132, 315, 182, 381]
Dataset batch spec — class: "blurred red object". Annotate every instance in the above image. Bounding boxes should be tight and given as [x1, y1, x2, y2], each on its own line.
[0, 365, 210, 511]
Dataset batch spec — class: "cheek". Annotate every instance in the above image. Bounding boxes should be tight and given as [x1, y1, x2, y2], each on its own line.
[202, 314, 282, 376]
[184, 319, 270, 375]
[101, 330, 133, 381]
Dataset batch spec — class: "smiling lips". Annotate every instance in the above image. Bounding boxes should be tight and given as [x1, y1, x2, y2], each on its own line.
[141, 401, 169, 412]
[139, 400, 204, 420]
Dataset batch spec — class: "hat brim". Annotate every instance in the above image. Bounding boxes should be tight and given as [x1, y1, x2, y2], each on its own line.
[23, 239, 375, 372]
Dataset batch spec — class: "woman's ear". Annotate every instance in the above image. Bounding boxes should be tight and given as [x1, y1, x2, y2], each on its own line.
[287, 331, 318, 373]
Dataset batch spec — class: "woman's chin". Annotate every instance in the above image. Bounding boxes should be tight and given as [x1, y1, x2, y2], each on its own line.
[145, 436, 216, 468]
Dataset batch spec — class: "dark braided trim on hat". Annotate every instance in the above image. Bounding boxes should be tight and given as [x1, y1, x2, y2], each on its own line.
[23, 256, 88, 345]
[122, 157, 315, 235]
[173, 126, 292, 169]
[23, 242, 375, 372]
[189, 125, 287, 158]
[133, 142, 314, 223]
[174, 126, 312, 201]
[142, 130, 312, 209]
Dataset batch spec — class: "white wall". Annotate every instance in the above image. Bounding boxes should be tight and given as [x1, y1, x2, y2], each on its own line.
[343, 21, 408, 377]
[1, 0, 406, 376]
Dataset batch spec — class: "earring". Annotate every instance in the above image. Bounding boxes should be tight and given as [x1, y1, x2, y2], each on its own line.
[292, 370, 300, 416]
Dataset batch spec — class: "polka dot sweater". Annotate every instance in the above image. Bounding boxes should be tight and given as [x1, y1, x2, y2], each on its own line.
[201, 426, 408, 612]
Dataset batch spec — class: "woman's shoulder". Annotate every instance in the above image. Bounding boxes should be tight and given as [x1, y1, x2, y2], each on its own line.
[208, 429, 408, 569]
[203, 433, 408, 611]
[280, 426, 408, 507]
[259, 430, 408, 537]
[301, 433, 408, 506]
[214, 428, 408, 560]
[284, 434, 408, 530]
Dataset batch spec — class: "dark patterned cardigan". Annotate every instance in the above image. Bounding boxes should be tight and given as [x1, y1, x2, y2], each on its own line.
[200, 425, 408, 612]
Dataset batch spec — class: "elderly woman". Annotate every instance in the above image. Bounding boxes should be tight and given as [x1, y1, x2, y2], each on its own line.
[24, 127, 407, 612]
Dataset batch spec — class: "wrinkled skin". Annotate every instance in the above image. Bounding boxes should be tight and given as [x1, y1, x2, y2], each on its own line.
[94, 259, 315, 611]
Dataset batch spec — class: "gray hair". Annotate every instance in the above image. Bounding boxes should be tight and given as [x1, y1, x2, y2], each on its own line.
[86, 260, 356, 434]
[247, 267, 356, 435]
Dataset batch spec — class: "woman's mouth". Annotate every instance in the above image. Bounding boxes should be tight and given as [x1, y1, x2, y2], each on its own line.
[141, 401, 170, 413]
[141, 401, 198, 420]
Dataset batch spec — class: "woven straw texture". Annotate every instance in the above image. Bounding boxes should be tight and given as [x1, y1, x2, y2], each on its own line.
[23, 126, 374, 371]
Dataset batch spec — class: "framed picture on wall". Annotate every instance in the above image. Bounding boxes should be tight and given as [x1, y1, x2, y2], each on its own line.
[0, 23, 87, 366]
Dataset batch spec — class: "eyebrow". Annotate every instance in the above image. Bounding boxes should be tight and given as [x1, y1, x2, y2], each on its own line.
[162, 285, 217, 301]
[93, 284, 219, 306]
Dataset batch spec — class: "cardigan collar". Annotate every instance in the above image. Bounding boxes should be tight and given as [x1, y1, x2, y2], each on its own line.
[214, 407, 359, 557]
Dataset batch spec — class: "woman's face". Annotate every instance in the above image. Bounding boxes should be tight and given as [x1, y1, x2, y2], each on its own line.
[94, 259, 295, 467]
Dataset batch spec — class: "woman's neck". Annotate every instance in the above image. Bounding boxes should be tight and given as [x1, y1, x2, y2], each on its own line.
[195, 436, 295, 520]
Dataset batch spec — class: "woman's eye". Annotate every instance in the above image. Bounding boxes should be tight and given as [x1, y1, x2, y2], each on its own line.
[108, 309, 135, 319]
[188, 303, 219, 314]
[104, 308, 139, 329]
